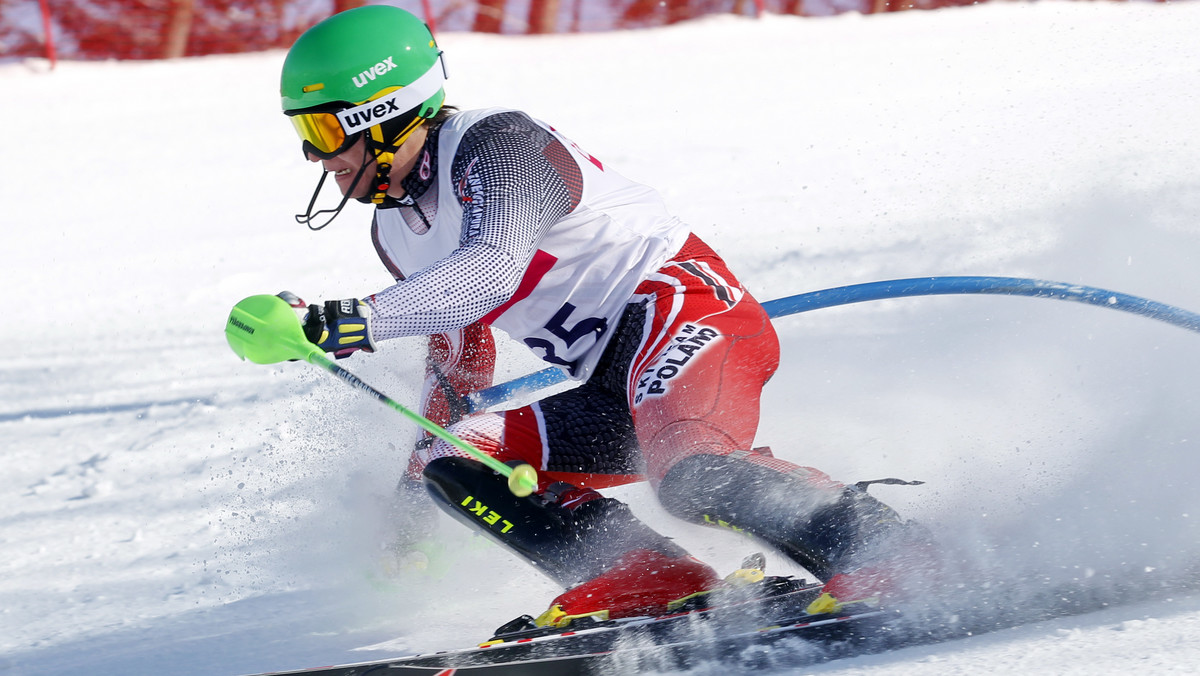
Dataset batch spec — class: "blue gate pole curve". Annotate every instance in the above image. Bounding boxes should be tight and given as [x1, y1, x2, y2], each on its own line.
[465, 276, 1200, 413]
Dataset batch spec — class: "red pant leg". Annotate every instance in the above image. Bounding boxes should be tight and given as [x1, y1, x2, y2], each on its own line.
[627, 236, 782, 485]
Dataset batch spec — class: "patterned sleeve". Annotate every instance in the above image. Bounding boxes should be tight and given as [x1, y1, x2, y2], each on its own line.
[366, 112, 583, 339]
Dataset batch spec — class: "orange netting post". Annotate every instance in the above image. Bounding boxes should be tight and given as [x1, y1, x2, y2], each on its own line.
[421, 0, 437, 34]
[38, 0, 57, 69]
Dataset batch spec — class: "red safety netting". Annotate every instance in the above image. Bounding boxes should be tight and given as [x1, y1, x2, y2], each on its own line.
[0, 0, 1094, 64]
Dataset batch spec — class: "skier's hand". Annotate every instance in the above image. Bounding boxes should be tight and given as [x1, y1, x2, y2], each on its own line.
[279, 292, 376, 359]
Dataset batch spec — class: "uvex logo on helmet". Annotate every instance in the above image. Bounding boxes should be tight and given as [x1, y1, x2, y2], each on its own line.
[352, 56, 397, 88]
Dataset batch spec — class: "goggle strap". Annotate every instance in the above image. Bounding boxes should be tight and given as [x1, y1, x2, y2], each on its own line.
[368, 115, 426, 155]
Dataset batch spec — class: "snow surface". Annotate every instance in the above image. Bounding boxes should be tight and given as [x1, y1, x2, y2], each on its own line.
[4, 2, 1200, 674]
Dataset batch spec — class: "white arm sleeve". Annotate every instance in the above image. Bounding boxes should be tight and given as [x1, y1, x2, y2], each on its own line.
[366, 112, 580, 339]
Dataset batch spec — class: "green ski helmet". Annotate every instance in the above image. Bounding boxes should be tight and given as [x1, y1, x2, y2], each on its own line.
[281, 5, 447, 162]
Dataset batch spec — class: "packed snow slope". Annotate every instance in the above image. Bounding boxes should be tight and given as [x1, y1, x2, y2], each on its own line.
[3, 2, 1200, 674]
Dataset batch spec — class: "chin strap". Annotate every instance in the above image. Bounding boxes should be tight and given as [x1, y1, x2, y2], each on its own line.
[363, 117, 428, 205]
[368, 150, 395, 205]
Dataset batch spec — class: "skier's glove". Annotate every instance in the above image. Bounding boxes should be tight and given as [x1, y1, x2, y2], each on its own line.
[307, 298, 377, 359]
[278, 292, 376, 359]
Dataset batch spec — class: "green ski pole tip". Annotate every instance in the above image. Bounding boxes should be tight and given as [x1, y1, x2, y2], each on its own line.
[226, 294, 319, 365]
[507, 463, 538, 497]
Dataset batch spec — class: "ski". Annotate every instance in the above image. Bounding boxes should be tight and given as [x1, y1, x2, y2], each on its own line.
[249, 576, 893, 676]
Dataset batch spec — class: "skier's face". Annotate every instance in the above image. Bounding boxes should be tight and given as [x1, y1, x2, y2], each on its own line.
[305, 125, 427, 201]
[307, 135, 374, 200]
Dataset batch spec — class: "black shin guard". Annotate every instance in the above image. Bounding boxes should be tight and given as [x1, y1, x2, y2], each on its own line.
[657, 454, 906, 580]
[423, 457, 686, 588]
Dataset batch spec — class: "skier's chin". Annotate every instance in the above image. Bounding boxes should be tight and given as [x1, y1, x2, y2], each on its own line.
[334, 171, 368, 199]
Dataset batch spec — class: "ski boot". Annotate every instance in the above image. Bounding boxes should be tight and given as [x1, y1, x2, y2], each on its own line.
[657, 452, 936, 614]
[533, 548, 722, 628]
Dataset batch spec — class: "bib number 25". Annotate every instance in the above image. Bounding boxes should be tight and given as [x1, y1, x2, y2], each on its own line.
[523, 302, 607, 377]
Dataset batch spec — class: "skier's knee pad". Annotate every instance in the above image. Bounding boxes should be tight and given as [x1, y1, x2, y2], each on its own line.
[423, 457, 684, 587]
[422, 457, 575, 583]
[657, 453, 906, 579]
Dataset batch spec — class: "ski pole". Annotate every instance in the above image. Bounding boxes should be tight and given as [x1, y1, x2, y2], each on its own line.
[224, 294, 538, 497]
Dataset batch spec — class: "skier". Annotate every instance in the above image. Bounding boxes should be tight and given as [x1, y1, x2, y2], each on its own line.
[277, 5, 927, 627]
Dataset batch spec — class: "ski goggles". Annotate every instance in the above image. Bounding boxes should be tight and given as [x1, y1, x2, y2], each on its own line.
[286, 56, 447, 159]
[288, 106, 357, 159]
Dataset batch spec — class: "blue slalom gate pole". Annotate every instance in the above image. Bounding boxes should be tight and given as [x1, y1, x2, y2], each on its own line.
[466, 276, 1200, 413]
